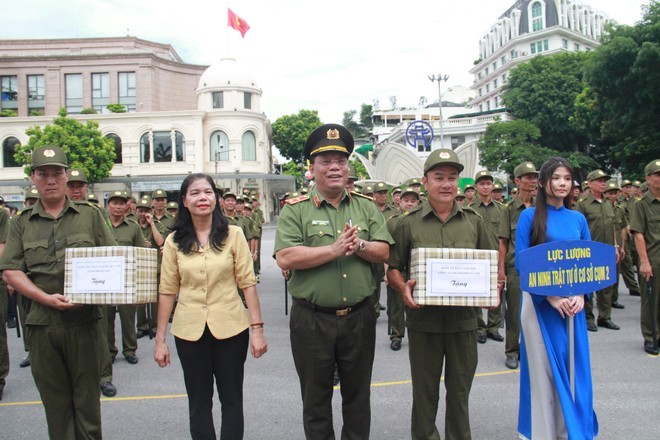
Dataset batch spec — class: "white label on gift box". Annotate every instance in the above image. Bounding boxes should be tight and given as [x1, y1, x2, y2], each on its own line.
[425, 258, 490, 297]
[71, 256, 126, 294]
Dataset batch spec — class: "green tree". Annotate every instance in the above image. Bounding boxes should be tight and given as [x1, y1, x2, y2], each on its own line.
[0, 109, 17, 117]
[342, 110, 362, 138]
[272, 109, 322, 163]
[583, 0, 660, 175]
[15, 108, 116, 182]
[350, 158, 369, 180]
[281, 161, 304, 188]
[502, 52, 591, 153]
[106, 103, 127, 113]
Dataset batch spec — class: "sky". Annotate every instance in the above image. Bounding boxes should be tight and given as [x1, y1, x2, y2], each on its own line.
[0, 0, 649, 123]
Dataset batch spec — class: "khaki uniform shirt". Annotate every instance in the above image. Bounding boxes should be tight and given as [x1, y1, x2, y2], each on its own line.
[0, 208, 8, 243]
[154, 211, 176, 232]
[111, 217, 147, 248]
[160, 226, 255, 341]
[139, 220, 169, 271]
[630, 192, 660, 263]
[227, 215, 256, 241]
[469, 198, 502, 251]
[498, 196, 533, 271]
[274, 188, 393, 308]
[378, 205, 398, 221]
[575, 194, 617, 245]
[0, 198, 117, 325]
[388, 201, 496, 333]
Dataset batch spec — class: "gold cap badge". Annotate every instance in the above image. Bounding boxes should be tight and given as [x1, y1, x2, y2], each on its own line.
[71, 170, 79, 176]
[327, 129, 340, 140]
[439, 152, 450, 159]
[43, 149, 55, 158]
[526, 163, 533, 169]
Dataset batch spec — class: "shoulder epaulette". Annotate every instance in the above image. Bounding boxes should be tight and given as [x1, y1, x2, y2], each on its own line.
[351, 191, 373, 200]
[461, 206, 482, 218]
[15, 207, 30, 217]
[284, 195, 309, 205]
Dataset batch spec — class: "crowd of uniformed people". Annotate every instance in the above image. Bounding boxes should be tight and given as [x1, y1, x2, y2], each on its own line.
[0, 123, 658, 439]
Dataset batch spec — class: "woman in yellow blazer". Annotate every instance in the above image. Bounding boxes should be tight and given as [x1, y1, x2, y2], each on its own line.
[154, 173, 267, 440]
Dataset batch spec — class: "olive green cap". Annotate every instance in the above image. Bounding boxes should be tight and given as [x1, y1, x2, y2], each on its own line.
[401, 187, 420, 199]
[474, 170, 493, 182]
[621, 179, 633, 187]
[573, 180, 580, 188]
[464, 184, 475, 191]
[151, 189, 167, 199]
[223, 191, 237, 200]
[67, 168, 88, 183]
[363, 185, 374, 195]
[605, 180, 620, 192]
[514, 162, 539, 178]
[423, 149, 464, 174]
[24, 186, 39, 200]
[373, 181, 388, 193]
[243, 196, 251, 203]
[85, 193, 99, 203]
[581, 181, 590, 191]
[632, 180, 642, 187]
[31, 145, 69, 169]
[108, 190, 128, 202]
[455, 188, 465, 199]
[136, 197, 153, 210]
[586, 169, 610, 181]
[243, 204, 253, 211]
[644, 159, 660, 176]
[493, 183, 503, 191]
[348, 164, 357, 180]
[391, 186, 402, 194]
[402, 177, 423, 187]
[300, 187, 309, 195]
[166, 201, 179, 209]
[640, 182, 649, 191]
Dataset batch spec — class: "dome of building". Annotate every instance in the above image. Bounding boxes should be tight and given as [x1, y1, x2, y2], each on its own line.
[197, 57, 258, 92]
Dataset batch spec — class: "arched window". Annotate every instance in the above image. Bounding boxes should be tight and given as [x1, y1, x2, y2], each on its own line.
[140, 130, 186, 163]
[105, 133, 122, 164]
[210, 130, 230, 161]
[531, 1, 544, 32]
[242, 131, 256, 161]
[2, 136, 20, 167]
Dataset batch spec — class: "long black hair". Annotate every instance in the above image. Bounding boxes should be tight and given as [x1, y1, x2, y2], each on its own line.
[531, 157, 574, 246]
[173, 173, 229, 254]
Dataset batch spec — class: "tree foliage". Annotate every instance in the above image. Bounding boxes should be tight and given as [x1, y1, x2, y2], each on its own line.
[341, 103, 374, 140]
[350, 158, 369, 180]
[281, 161, 304, 188]
[272, 109, 322, 164]
[15, 108, 116, 183]
[582, 0, 660, 175]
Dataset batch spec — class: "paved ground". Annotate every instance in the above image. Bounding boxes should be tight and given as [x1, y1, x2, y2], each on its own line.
[1, 224, 658, 439]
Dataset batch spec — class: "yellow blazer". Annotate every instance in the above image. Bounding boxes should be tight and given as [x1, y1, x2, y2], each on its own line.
[159, 225, 256, 341]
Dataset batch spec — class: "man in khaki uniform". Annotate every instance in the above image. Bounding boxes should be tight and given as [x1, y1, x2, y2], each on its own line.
[499, 161, 538, 369]
[151, 188, 175, 232]
[388, 149, 496, 440]
[619, 179, 642, 296]
[470, 170, 505, 343]
[372, 181, 397, 315]
[604, 181, 627, 309]
[274, 124, 392, 439]
[1, 146, 117, 438]
[575, 169, 621, 331]
[630, 159, 660, 355]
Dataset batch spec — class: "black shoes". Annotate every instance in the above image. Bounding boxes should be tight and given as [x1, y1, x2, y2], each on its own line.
[597, 319, 620, 330]
[487, 331, 504, 342]
[390, 340, 402, 351]
[136, 329, 149, 339]
[125, 354, 139, 365]
[379, 304, 386, 311]
[333, 367, 340, 386]
[611, 301, 625, 309]
[630, 290, 641, 297]
[586, 322, 598, 332]
[19, 355, 31, 368]
[6, 317, 16, 329]
[100, 382, 117, 397]
[643, 341, 659, 356]
[477, 334, 487, 344]
[505, 355, 519, 369]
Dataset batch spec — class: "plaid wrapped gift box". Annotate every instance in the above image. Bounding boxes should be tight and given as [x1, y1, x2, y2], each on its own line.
[410, 247, 499, 307]
[64, 246, 158, 304]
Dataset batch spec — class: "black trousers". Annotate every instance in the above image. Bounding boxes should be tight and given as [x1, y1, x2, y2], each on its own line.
[175, 327, 249, 440]
[290, 300, 376, 440]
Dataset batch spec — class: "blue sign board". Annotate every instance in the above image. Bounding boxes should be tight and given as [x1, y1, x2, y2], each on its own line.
[518, 240, 616, 296]
[405, 121, 433, 149]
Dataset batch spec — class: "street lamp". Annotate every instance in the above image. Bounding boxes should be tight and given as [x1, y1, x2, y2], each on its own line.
[428, 74, 449, 149]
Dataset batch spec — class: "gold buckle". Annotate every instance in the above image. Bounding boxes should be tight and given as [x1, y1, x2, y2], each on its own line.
[336, 308, 350, 317]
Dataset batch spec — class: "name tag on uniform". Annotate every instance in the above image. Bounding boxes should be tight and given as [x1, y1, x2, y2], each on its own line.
[311, 220, 330, 226]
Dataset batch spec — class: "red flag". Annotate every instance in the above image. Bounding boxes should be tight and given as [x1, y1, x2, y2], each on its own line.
[228, 8, 250, 38]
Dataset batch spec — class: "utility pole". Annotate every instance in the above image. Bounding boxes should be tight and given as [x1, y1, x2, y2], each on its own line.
[428, 74, 449, 149]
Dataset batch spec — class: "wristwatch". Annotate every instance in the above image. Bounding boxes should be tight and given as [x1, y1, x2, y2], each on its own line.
[357, 240, 366, 253]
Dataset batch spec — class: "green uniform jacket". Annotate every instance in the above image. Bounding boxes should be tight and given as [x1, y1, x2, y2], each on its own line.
[111, 217, 147, 248]
[575, 194, 617, 245]
[0, 198, 117, 326]
[388, 201, 496, 333]
[630, 192, 660, 262]
[469, 198, 502, 251]
[274, 188, 393, 308]
[498, 196, 533, 271]
[154, 211, 176, 233]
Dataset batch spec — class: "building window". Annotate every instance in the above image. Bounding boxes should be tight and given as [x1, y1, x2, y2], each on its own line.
[2, 137, 20, 167]
[478, 72, 482, 80]
[486, 84, 490, 93]
[118, 72, 136, 112]
[495, 96, 500, 107]
[493, 62, 497, 71]
[510, 50, 516, 59]
[531, 43, 536, 55]
[479, 104, 483, 112]
[210, 130, 230, 161]
[531, 1, 544, 32]
[450, 136, 465, 150]
[494, 79, 499, 88]
[212, 92, 224, 109]
[487, 101, 491, 111]
[485, 67, 489, 75]
[544, 39, 549, 51]
[105, 133, 122, 164]
[92, 73, 110, 113]
[140, 130, 186, 163]
[65, 74, 83, 114]
[242, 131, 256, 161]
[1, 76, 18, 111]
[244, 92, 252, 109]
[501, 56, 506, 65]
[27, 75, 45, 115]
[562, 38, 569, 49]
[502, 73, 507, 83]
[479, 88, 483, 97]
[574, 43, 580, 51]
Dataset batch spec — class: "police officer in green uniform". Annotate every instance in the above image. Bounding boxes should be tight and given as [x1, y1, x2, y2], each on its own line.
[470, 170, 505, 343]
[166, 201, 178, 217]
[135, 197, 167, 338]
[385, 187, 420, 351]
[0, 145, 117, 439]
[251, 196, 266, 276]
[575, 169, 621, 331]
[387, 149, 496, 440]
[630, 159, 660, 355]
[106, 190, 147, 364]
[372, 181, 397, 314]
[604, 181, 627, 309]
[274, 124, 393, 439]
[619, 179, 642, 296]
[498, 161, 538, 369]
[0, 205, 9, 400]
[223, 191, 256, 242]
[151, 188, 175, 232]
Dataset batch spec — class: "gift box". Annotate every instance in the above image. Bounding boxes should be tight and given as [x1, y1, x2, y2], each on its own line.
[410, 247, 499, 307]
[64, 246, 158, 304]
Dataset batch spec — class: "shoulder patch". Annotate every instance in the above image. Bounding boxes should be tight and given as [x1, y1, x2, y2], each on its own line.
[351, 191, 373, 200]
[284, 195, 310, 205]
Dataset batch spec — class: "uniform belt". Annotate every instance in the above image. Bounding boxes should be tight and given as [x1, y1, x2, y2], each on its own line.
[294, 297, 369, 317]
